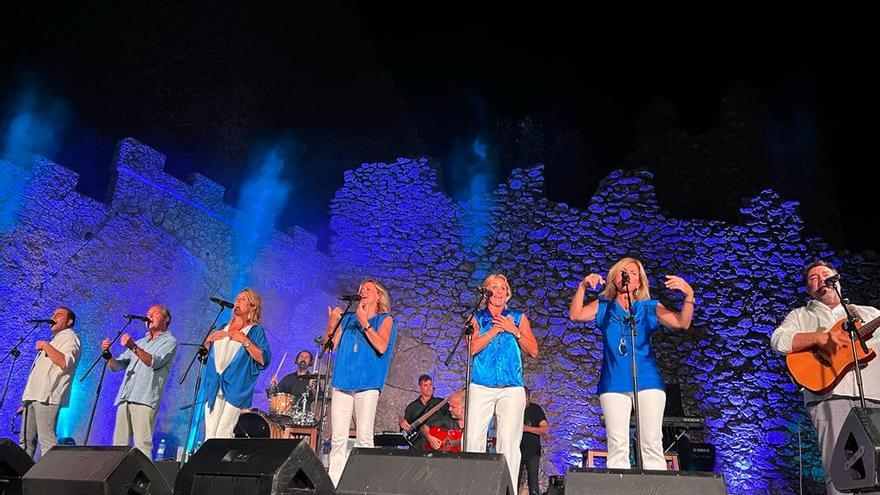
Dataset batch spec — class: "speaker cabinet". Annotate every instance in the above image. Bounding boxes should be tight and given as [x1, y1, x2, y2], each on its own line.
[0, 439, 34, 495]
[336, 448, 514, 495]
[565, 467, 728, 494]
[22, 446, 171, 495]
[174, 438, 333, 495]
[832, 407, 880, 493]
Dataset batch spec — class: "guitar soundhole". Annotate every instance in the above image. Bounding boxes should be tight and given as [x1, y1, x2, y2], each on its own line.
[813, 350, 831, 367]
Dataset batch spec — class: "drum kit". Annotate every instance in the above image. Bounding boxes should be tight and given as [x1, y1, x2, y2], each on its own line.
[235, 373, 325, 439]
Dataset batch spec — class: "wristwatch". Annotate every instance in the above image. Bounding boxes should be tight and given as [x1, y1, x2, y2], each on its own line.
[515, 332, 523, 340]
[243, 341, 251, 348]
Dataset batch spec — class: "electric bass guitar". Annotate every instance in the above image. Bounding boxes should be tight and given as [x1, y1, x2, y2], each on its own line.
[402, 389, 462, 446]
[786, 315, 880, 394]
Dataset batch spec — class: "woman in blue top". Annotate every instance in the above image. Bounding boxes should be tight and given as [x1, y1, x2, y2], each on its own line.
[569, 257, 694, 470]
[323, 279, 397, 486]
[467, 273, 539, 490]
[199, 288, 271, 440]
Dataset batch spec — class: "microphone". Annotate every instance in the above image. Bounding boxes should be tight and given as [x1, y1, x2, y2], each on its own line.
[824, 274, 841, 287]
[123, 314, 151, 323]
[621, 271, 630, 286]
[26, 319, 56, 325]
[477, 287, 493, 298]
[210, 297, 234, 309]
[339, 294, 362, 302]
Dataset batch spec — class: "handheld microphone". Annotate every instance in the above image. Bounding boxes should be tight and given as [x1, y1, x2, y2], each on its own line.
[210, 297, 234, 309]
[26, 319, 56, 325]
[123, 314, 151, 323]
[621, 271, 630, 285]
[339, 294, 362, 302]
[824, 274, 841, 287]
[477, 287, 493, 298]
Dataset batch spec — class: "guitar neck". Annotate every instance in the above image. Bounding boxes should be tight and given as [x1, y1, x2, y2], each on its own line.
[857, 315, 880, 340]
[408, 394, 454, 431]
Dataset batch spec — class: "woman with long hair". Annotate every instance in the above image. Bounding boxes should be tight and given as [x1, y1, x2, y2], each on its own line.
[199, 288, 271, 439]
[324, 279, 397, 486]
[569, 257, 694, 469]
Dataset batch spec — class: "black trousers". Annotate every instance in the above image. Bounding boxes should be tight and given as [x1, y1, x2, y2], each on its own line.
[519, 454, 540, 495]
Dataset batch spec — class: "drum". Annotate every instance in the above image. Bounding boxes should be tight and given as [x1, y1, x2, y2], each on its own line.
[269, 392, 295, 416]
[234, 410, 285, 439]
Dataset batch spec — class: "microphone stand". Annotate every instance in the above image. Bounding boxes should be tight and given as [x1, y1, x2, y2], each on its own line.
[621, 276, 644, 470]
[444, 291, 487, 452]
[180, 304, 228, 461]
[7, 322, 45, 455]
[81, 317, 134, 445]
[315, 300, 354, 444]
[829, 280, 869, 408]
[0, 323, 40, 411]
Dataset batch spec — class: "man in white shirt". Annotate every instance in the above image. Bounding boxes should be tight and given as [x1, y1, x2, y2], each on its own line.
[771, 261, 880, 495]
[19, 307, 82, 458]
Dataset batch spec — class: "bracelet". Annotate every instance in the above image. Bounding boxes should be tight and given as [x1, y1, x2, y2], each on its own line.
[365, 324, 373, 332]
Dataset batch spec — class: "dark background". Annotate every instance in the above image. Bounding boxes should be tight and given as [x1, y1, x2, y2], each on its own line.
[2, 2, 875, 252]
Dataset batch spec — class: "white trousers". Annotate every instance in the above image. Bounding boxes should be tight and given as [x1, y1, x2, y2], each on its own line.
[204, 392, 242, 440]
[114, 401, 158, 458]
[328, 388, 379, 487]
[600, 389, 666, 470]
[465, 384, 526, 490]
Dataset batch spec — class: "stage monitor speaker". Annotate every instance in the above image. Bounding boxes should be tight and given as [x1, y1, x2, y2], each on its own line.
[153, 461, 179, 490]
[0, 439, 34, 495]
[831, 407, 880, 493]
[565, 467, 728, 494]
[336, 448, 514, 495]
[21, 446, 171, 495]
[174, 438, 333, 495]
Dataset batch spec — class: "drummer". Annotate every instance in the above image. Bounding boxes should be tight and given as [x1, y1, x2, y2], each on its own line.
[268, 349, 315, 412]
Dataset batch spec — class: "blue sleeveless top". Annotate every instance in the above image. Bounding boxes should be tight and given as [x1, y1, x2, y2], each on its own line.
[472, 308, 524, 388]
[332, 312, 397, 391]
[596, 299, 665, 394]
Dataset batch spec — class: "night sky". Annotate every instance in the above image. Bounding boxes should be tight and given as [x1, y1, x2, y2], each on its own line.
[2, 3, 876, 253]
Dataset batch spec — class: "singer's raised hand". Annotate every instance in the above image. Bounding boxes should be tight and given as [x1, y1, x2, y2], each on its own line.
[355, 302, 370, 328]
[34, 340, 48, 351]
[663, 275, 694, 298]
[120, 334, 134, 349]
[328, 306, 343, 326]
[581, 273, 605, 290]
[657, 275, 695, 330]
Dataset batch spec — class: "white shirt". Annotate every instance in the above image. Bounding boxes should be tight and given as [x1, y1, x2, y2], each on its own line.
[771, 300, 880, 404]
[21, 328, 82, 405]
[212, 323, 252, 374]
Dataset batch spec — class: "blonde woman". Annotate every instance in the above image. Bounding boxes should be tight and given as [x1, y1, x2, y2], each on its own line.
[569, 257, 693, 470]
[324, 279, 397, 486]
[199, 288, 271, 439]
[467, 273, 539, 490]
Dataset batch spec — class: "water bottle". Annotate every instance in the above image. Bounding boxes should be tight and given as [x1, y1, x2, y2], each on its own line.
[155, 438, 166, 461]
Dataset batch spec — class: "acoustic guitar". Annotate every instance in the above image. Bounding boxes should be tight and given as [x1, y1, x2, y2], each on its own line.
[786, 315, 880, 394]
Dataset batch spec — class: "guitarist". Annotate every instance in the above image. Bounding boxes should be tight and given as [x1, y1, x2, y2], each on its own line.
[422, 390, 466, 450]
[400, 374, 446, 450]
[771, 260, 880, 495]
